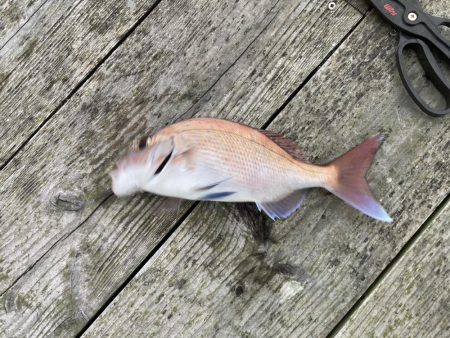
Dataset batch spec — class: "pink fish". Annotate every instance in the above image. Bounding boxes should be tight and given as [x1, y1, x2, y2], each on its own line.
[110, 118, 392, 222]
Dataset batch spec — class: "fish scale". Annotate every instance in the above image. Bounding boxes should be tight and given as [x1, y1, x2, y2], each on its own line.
[110, 118, 392, 222]
[177, 129, 302, 200]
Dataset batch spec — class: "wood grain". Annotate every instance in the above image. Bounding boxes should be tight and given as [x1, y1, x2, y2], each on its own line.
[82, 3, 450, 337]
[340, 0, 369, 14]
[0, 0, 159, 167]
[334, 201, 449, 338]
[0, 0, 363, 336]
[0, 0, 283, 297]
[0, 0, 47, 48]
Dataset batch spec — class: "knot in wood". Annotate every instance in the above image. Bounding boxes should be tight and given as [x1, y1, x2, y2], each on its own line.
[232, 283, 245, 297]
[50, 190, 85, 211]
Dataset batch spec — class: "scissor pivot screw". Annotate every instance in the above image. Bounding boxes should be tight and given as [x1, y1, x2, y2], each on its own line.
[407, 12, 418, 21]
[328, 1, 336, 10]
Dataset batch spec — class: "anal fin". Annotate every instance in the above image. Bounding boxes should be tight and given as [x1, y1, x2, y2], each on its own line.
[256, 190, 306, 220]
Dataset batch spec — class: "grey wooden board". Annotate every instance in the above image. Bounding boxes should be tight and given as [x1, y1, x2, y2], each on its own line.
[334, 201, 449, 338]
[0, 0, 159, 167]
[0, 0, 46, 48]
[83, 4, 450, 338]
[339, 0, 369, 14]
[0, 0, 364, 336]
[0, 0, 282, 296]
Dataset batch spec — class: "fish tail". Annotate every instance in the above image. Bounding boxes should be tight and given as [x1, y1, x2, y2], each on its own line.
[325, 135, 392, 222]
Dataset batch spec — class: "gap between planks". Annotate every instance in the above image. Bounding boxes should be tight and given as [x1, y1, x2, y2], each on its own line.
[75, 11, 370, 337]
[177, 0, 282, 123]
[262, 11, 368, 129]
[327, 191, 450, 337]
[76, 1, 450, 335]
[0, 0, 282, 298]
[75, 202, 198, 338]
[0, 0, 164, 172]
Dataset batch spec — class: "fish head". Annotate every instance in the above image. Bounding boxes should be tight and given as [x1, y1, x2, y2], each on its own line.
[110, 135, 174, 197]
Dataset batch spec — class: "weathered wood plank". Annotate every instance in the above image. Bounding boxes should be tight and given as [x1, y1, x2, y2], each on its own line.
[0, 0, 283, 297]
[340, 0, 369, 14]
[0, 0, 363, 336]
[0, 0, 160, 167]
[82, 3, 450, 337]
[0, 0, 46, 48]
[334, 200, 449, 338]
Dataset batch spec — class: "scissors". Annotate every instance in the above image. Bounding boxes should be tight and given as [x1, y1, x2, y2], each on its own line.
[360, 0, 450, 117]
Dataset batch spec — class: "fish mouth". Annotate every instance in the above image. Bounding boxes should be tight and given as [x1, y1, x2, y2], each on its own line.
[109, 167, 139, 197]
[109, 169, 121, 196]
[109, 169, 118, 179]
[110, 149, 151, 197]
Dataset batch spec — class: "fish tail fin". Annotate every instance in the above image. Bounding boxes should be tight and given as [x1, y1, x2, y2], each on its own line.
[325, 135, 392, 222]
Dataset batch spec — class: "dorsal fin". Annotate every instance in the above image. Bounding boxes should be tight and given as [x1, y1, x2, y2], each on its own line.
[258, 130, 306, 162]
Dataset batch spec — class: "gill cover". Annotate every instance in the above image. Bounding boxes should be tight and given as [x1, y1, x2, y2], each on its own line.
[150, 137, 174, 176]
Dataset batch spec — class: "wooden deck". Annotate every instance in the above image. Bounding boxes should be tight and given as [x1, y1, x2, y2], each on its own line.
[0, 0, 448, 337]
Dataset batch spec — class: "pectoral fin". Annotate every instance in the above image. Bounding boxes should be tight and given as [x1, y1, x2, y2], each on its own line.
[201, 191, 236, 200]
[256, 191, 306, 220]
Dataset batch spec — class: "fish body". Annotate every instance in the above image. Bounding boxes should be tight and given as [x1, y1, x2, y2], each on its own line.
[110, 118, 392, 222]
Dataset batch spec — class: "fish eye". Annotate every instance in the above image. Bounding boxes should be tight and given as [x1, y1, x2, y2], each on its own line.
[133, 137, 152, 151]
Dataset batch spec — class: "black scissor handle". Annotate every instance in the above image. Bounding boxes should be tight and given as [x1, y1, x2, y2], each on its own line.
[428, 13, 450, 32]
[397, 32, 450, 117]
[370, 1, 450, 59]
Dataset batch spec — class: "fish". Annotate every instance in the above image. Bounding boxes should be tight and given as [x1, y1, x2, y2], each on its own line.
[110, 118, 392, 222]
